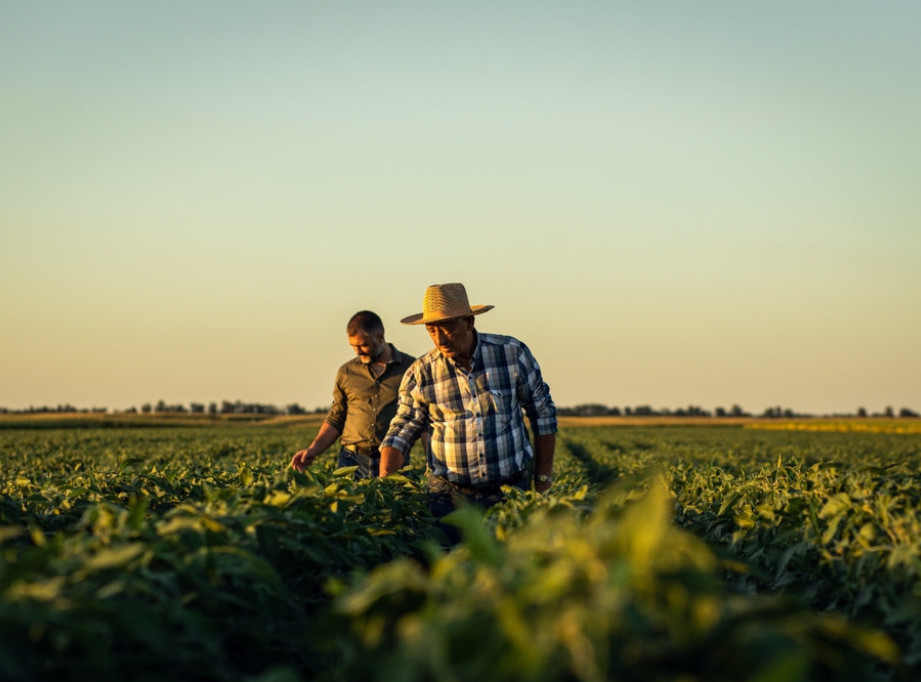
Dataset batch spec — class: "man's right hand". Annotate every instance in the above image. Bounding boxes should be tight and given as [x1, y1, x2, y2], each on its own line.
[290, 423, 340, 472]
[289, 448, 317, 472]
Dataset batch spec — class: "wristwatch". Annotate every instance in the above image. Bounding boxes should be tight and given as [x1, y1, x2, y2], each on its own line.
[536, 473, 553, 485]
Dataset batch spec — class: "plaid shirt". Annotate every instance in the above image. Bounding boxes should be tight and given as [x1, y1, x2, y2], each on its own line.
[381, 332, 557, 487]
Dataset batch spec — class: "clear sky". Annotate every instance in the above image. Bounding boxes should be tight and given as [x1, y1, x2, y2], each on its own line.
[2, 2, 919, 416]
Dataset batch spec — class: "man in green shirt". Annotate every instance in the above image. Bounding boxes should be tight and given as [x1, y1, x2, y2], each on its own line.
[289, 310, 416, 478]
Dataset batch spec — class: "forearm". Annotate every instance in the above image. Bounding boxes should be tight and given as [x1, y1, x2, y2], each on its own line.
[533, 433, 556, 491]
[379, 375, 425, 476]
[308, 422, 342, 454]
[290, 422, 341, 471]
[379, 446, 406, 476]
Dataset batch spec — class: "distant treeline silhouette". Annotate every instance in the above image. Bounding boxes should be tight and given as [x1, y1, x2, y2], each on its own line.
[2, 401, 919, 419]
[557, 403, 919, 419]
[0, 401, 325, 416]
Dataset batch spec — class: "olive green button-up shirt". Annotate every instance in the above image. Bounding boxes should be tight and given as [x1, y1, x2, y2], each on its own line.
[325, 344, 416, 450]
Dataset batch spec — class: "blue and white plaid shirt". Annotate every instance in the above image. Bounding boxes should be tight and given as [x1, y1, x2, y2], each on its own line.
[381, 332, 557, 487]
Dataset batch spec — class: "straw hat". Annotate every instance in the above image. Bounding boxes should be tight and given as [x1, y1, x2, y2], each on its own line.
[400, 283, 494, 325]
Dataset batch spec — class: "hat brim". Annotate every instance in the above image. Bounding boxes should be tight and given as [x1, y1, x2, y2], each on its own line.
[400, 305, 494, 326]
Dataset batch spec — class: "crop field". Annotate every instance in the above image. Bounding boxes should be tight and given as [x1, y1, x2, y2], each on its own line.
[2, 418, 920, 681]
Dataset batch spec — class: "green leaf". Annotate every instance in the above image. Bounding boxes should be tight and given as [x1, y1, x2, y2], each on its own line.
[83, 543, 145, 572]
[818, 493, 852, 519]
[442, 506, 504, 567]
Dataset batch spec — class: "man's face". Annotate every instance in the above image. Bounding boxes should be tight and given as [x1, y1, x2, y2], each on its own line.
[425, 317, 474, 361]
[348, 331, 385, 364]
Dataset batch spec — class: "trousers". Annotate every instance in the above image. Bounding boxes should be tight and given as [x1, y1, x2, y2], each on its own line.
[426, 468, 531, 545]
[336, 446, 380, 479]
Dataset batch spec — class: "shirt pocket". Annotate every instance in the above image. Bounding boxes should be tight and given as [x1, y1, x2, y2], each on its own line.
[483, 388, 516, 431]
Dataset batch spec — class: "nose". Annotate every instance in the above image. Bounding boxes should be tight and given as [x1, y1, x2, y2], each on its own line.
[431, 328, 448, 345]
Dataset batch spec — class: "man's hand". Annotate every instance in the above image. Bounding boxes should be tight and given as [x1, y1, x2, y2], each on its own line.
[289, 423, 340, 472]
[289, 448, 317, 472]
[533, 433, 556, 494]
[534, 474, 553, 494]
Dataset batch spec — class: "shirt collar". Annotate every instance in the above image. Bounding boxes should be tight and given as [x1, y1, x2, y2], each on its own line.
[387, 344, 406, 365]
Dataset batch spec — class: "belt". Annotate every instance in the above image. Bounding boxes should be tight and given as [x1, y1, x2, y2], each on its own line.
[344, 444, 380, 457]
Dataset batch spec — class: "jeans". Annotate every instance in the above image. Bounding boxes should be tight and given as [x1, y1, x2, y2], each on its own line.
[336, 447, 380, 479]
[426, 469, 531, 545]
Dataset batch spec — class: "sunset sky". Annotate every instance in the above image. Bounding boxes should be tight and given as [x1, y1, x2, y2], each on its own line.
[2, 2, 919, 416]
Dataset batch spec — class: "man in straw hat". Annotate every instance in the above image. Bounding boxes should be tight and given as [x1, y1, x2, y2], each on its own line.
[379, 283, 557, 541]
[289, 310, 416, 479]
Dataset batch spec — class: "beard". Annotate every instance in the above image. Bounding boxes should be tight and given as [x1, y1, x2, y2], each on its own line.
[359, 342, 385, 364]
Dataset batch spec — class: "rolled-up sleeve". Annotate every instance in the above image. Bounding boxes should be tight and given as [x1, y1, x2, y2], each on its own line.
[381, 364, 427, 455]
[325, 368, 348, 433]
[517, 343, 557, 436]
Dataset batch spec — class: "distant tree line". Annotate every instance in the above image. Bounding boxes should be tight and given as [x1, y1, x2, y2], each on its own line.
[0, 401, 328, 416]
[556, 403, 921, 419]
[2, 402, 919, 419]
[0, 404, 109, 415]
[557, 404, 747, 418]
[128, 400, 328, 416]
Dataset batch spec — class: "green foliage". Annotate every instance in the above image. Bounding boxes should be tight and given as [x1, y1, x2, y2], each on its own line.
[557, 426, 921, 672]
[1, 424, 919, 680]
[0, 426, 436, 681]
[331, 479, 897, 682]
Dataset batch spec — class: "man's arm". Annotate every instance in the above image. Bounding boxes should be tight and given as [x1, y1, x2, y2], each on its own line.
[378, 364, 426, 477]
[290, 422, 341, 471]
[292, 367, 348, 471]
[379, 446, 406, 476]
[532, 432, 556, 493]
[513, 341, 557, 493]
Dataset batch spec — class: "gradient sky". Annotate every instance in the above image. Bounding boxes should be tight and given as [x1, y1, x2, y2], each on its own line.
[2, 2, 919, 416]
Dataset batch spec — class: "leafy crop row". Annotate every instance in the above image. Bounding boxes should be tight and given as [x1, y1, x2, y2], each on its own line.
[1, 424, 919, 680]
[558, 426, 921, 671]
[1, 428, 436, 681]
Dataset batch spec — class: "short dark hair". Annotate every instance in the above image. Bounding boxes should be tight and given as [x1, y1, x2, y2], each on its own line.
[347, 310, 384, 337]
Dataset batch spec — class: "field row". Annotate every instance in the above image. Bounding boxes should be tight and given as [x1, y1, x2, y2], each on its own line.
[555, 427, 921, 667]
[1, 424, 919, 681]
